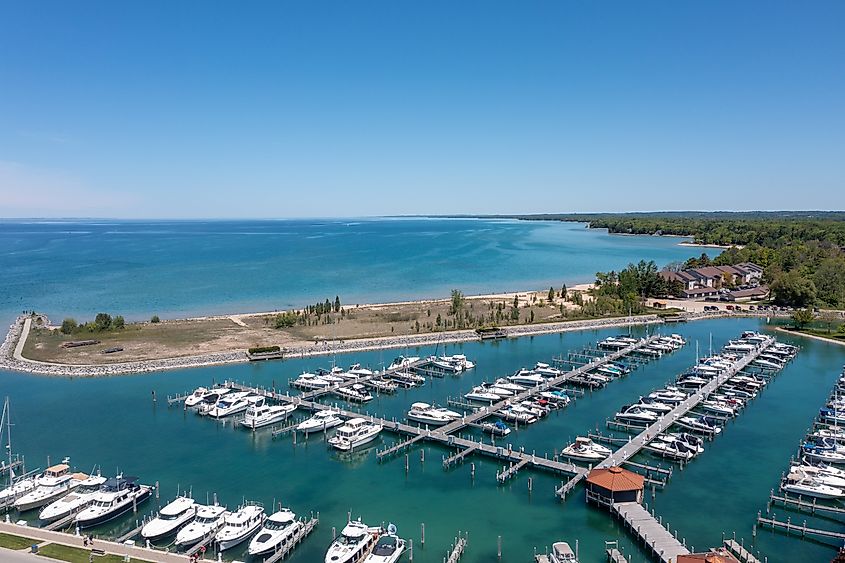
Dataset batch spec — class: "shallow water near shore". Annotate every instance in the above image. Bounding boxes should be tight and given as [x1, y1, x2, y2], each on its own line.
[2, 317, 843, 561]
[0, 218, 702, 324]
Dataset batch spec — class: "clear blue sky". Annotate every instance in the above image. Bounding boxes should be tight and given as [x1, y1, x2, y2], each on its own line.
[1, 1, 843, 218]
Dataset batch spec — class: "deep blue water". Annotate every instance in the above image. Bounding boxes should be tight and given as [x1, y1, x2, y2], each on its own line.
[0, 218, 702, 324]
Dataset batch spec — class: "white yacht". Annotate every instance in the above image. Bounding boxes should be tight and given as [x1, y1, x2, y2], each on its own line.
[507, 370, 547, 387]
[464, 387, 501, 403]
[216, 504, 265, 550]
[648, 389, 686, 405]
[175, 504, 229, 547]
[248, 508, 302, 556]
[0, 473, 40, 506]
[388, 356, 420, 370]
[700, 400, 736, 417]
[292, 372, 332, 390]
[192, 388, 233, 412]
[14, 464, 88, 512]
[676, 415, 722, 435]
[205, 392, 262, 419]
[442, 354, 475, 371]
[783, 478, 845, 499]
[297, 410, 344, 434]
[533, 362, 563, 377]
[141, 496, 197, 540]
[492, 379, 525, 393]
[325, 519, 377, 563]
[347, 364, 375, 378]
[498, 405, 537, 424]
[646, 440, 695, 461]
[75, 476, 152, 528]
[334, 384, 374, 403]
[561, 437, 611, 462]
[39, 473, 108, 522]
[406, 403, 457, 426]
[364, 528, 406, 563]
[367, 379, 398, 394]
[240, 400, 297, 429]
[185, 386, 231, 408]
[548, 541, 578, 563]
[328, 418, 383, 451]
[614, 405, 659, 425]
[539, 391, 571, 407]
[657, 433, 705, 455]
[635, 397, 673, 414]
[789, 467, 845, 489]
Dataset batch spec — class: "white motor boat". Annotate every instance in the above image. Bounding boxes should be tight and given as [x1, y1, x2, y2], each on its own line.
[38, 474, 108, 522]
[615, 405, 659, 425]
[635, 397, 673, 414]
[216, 504, 265, 550]
[789, 467, 845, 489]
[783, 478, 845, 499]
[75, 476, 152, 528]
[406, 403, 454, 426]
[175, 504, 229, 547]
[205, 392, 263, 419]
[241, 400, 297, 429]
[548, 541, 578, 563]
[507, 370, 547, 387]
[141, 496, 197, 540]
[292, 372, 332, 390]
[648, 389, 686, 405]
[388, 356, 420, 370]
[14, 464, 88, 512]
[248, 508, 302, 556]
[561, 437, 611, 462]
[676, 415, 722, 435]
[334, 384, 374, 403]
[700, 400, 736, 417]
[498, 405, 537, 424]
[348, 364, 375, 378]
[297, 410, 344, 433]
[646, 440, 695, 461]
[0, 473, 40, 507]
[657, 433, 705, 455]
[193, 388, 234, 413]
[367, 379, 398, 394]
[328, 418, 383, 451]
[364, 528, 406, 563]
[533, 362, 563, 377]
[325, 519, 377, 563]
[464, 387, 501, 403]
[539, 391, 571, 407]
[185, 386, 231, 408]
[493, 379, 525, 393]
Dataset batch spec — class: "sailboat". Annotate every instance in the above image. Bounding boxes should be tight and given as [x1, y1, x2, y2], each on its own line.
[0, 398, 42, 509]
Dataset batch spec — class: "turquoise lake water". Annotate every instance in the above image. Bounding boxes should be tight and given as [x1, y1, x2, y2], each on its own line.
[0, 218, 701, 323]
[2, 318, 843, 562]
[0, 219, 839, 561]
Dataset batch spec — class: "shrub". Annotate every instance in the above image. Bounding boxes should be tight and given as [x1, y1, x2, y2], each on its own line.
[113, 315, 125, 329]
[248, 345, 281, 355]
[94, 313, 112, 331]
[150, 315, 160, 323]
[60, 318, 77, 334]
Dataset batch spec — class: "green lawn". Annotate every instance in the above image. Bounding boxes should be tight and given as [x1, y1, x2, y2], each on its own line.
[37, 543, 154, 563]
[0, 532, 38, 550]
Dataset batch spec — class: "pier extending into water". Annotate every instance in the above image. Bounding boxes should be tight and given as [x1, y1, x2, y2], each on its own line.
[611, 502, 690, 563]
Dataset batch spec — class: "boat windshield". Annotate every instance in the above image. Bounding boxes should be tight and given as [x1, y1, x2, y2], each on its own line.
[195, 515, 217, 524]
[264, 519, 292, 531]
[93, 499, 113, 507]
[160, 512, 181, 521]
[336, 533, 364, 546]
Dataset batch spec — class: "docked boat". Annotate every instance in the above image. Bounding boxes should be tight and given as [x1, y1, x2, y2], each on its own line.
[498, 405, 537, 424]
[248, 507, 302, 556]
[492, 379, 525, 393]
[407, 403, 455, 426]
[291, 372, 332, 390]
[347, 364, 375, 378]
[657, 433, 705, 455]
[324, 519, 377, 563]
[782, 478, 845, 499]
[802, 443, 845, 464]
[561, 437, 611, 462]
[635, 397, 673, 414]
[548, 541, 578, 563]
[297, 410, 344, 434]
[38, 473, 108, 522]
[480, 421, 511, 436]
[240, 400, 297, 429]
[507, 369, 547, 387]
[648, 388, 686, 405]
[388, 356, 420, 370]
[334, 384, 374, 403]
[216, 503, 265, 550]
[14, 464, 88, 512]
[676, 415, 722, 435]
[789, 467, 845, 489]
[700, 400, 736, 417]
[387, 371, 425, 387]
[364, 527, 406, 563]
[533, 362, 563, 377]
[442, 354, 475, 371]
[185, 386, 231, 408]
[75, 476, 152, 528]
[646, 439, 695, 461]
[539, 390, 571, 407]
[367, 378, 398, 394]
[175, 503, 229, 547]
[328, 418, 383, 451]
[141, 496, 197, 540]
[615, 405, 659, 425]
[464, 386, 501, 403]
[203, 391, 262, 418]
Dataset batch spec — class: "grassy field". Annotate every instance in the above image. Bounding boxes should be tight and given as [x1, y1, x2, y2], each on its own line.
[37, 543, 153, 563]
[21, 287, 606, 365]
[0, 532, 38, 550]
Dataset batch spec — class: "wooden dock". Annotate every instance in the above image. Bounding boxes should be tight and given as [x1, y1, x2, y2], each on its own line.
[376, 434, 425, 460]
[605, 540, 628, 563]
[496, 458, 530, 483]
[769, 491, 845, 519]
[445, 533, 467, 563]
[596, 336, 775, 470]
[723, 539, 762, 563]
[611, 502, 690, 563]
[757, 514, 845, 540]
[442, 442, 480, 469]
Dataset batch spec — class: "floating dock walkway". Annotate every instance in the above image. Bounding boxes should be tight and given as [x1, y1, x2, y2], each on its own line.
[611, 502, 690, 563]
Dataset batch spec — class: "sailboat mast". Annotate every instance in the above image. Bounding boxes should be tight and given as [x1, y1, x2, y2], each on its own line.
[3, 398, 12, 486]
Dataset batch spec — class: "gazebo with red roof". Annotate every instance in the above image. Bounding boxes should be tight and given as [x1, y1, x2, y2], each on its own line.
[585, 466, 644, 506]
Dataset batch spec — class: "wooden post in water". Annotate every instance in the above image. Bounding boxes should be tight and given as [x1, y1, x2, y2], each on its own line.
[497, 535, 502, 559]
[421, 522, 425, 546]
